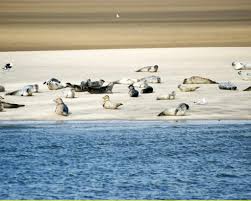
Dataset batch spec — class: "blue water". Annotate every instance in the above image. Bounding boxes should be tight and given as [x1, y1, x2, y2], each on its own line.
[0, 121, 250, 199]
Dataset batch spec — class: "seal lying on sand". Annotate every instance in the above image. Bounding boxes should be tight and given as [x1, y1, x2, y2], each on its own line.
[114, 78, 139, 85]
[102, 95, 123, 109]
[156, 91, 176, 100]
[158, 103, 189, 116]
[238, 71, 251, 81]
[54, 97, 69, 116]
[133, 80, 149, 88]
[64, 88, 75, 98]
[0, 96, 25, 109]
[87, 82, 114, 94]
[5, 86, 33, 96]
[86, 79, 105, 87]
[135, 65, 158, 72]
[183, 76, 218, 84]
[243, 86, 251, 91]
[128, 85, 139, 97]
[178, 84, 200, 92]
[0, 85, 5, 92]
[141, 84, 153, 93]
[218, 82, 237, 90]
[23, 84, 39, 93]
[44, 78, 64, 90]
[66, 82, 84, 92]
[139, 75, 161, 83]
[232, 62, 251, 70]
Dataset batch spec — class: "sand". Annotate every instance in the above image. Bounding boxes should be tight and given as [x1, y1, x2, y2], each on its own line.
[1, 0, 251, 51]
[0, 47, 250, 120]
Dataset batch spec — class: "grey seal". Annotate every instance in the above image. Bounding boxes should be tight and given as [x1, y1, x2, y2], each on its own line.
[158, 103, 189, 116]
[183, 76, 218, 84]
[44, 78, 64, 90]
[128, 85, 139, 97]
[5, 87, 33, 96]
[139, 75, 161, 83]
[135, 65, 158, 72]
[0, 96, 25, 109]
[178, 84, 200, 92]
[87, 82, 114, 94]
[54, 97, 69, 116]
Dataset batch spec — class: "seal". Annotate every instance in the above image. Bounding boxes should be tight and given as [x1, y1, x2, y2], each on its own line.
[64, 88, 75, 98]
[87, 82, 114, 94]
[133, 80, 149, 88]
[139, 75, 161, 83]
[65, 82, 84, 92]
[113, 78, 139, 85]
[183, 76, 218, 84]
[5, 87, 33, 96]
[102, 95, 123, 109]
[141, 84, 153, 93]
[23, 84, 39, 93]
[158, 103, 189, 116]
[232, 62, 251, 70]
[54, 97, 69, 116]
[128, 85, 139, 97]
[238, 71, 251, 81]
[218, 82, 237, 90]
[156, 91, 176, 100]
[86, 79, 105, 87]
[0, 96, 4, 112]
[0, 85, 5, 92]
[243, 86, 251, 91]
[135, 65, 158, 72]
[43, 78, 64, 90]
[0, 96, 25, 108]
[178, 84, 200, 92]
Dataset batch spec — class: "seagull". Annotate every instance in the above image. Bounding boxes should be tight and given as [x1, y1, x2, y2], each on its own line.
[194, 98, 207, 105]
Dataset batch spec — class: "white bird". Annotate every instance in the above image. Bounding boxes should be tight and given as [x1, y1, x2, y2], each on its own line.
[194, 98, 207, 105]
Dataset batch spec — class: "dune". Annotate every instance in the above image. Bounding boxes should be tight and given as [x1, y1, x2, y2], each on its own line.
[0, 47, 250, 120]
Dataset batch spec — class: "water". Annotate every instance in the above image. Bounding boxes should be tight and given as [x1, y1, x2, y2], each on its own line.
[0, 121, 250, 199]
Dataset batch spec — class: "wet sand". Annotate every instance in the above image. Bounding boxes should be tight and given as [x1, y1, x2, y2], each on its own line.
[1, 0, 251, 51]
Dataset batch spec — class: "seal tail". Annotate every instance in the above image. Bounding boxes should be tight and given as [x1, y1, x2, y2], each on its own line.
[158, 111, 165, 116]
[5, 90, 18, 96]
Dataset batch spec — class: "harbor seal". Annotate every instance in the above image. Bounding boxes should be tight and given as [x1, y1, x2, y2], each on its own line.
[0, 85, 5, 92]
[5, 87, 33, 96]
[232, 62, 251, 70]
[156, 91, 176, 100]
[178, 84, 200, 92]
[158, 103, 189, 116]
[218, 82, 237, 90]
[0, 96, 25, 108]
[23, 84, 39, 93]
[64, 88, 75, 98]
[183, 76, 218, 84]
[243, 86, 251, 91]
[87, 82, 114, 94]
[135, 65, 158, 72]
[65, 82, 84, 92]
[113, 78, 139, 85]
[54, 97, 69, 116]
[102, 95, 123, 109]
[86, 79, 105, 87]
[141, 84, 153, 93]
[128, 85, 139, 97]
[133, 80, 149, 88]
[43, 78, 64, 90]
[139, 75, 161, 83]
[238, 71, 251, 81]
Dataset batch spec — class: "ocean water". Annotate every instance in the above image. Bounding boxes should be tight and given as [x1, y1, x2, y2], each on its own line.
[0, 120, 250, 199]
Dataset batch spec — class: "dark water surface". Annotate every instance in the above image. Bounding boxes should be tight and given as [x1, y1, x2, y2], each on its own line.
[0, 121, 250, 199]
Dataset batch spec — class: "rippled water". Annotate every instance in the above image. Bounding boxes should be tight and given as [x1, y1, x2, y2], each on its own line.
[0, 121, 250, 199]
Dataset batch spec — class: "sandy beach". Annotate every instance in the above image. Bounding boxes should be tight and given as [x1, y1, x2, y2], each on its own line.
[0, 47, 250, 120]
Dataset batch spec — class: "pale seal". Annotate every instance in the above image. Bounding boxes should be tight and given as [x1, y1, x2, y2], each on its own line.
[5, 87, 33, 96]
[128, 85, 139, 97]
[232, 62, 251, 70]
[135, 65, 158, 72]
[43, 78, 64, 90]
[114, 78, 139, 85]
[54, 97, 69, 116]
[178, 84, 200, 92]
[183, 76, 218, 84]
[156, 91, 176, 100]
[139, 75, 161, 83]
[238, 71, 251, 81]
[102, 95, 123, 109]
[0, 85, 5, 92]
[158, 103, 189, 116]
[87, 82, 114, 94]
[64, 88, 75, 98]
